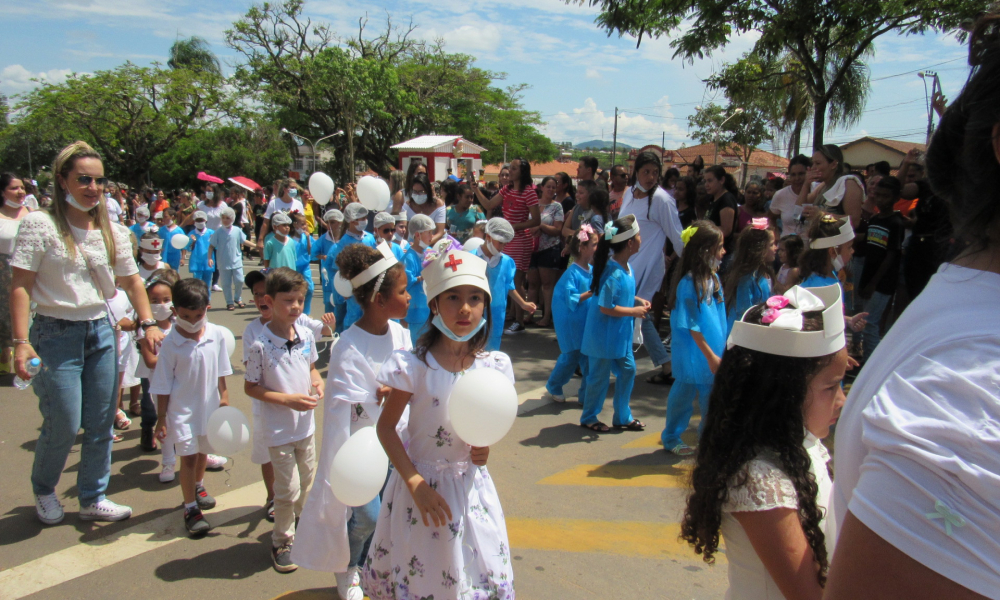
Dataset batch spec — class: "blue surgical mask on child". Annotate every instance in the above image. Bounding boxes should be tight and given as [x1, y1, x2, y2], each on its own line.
[432, 313, 487, 342]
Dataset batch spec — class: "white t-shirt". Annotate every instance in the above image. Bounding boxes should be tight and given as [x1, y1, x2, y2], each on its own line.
[134, 322, 173, 379]
[106, 196, 123, 223]
[244, 322, 319, 447]
[23, 194, 38, 211]
[243, 314, 324, 366]
[196, 200, 227, 230]
[148, 323, 234, 440]
[264, 197, 304, 219]
[11, 213, 138, 321]
[404, 202, 446, 224]
[768, 186, 805, 238]
[831, 264, 1000, 598]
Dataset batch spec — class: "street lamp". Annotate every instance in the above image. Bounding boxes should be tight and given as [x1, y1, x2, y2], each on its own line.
[713, 107, 744, 166]
[281, 128, 345, 175]
[917, 71, 940, 146]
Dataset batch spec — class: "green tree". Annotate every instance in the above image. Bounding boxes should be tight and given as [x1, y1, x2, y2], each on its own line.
[13, 62, 239, 188]
[168, 36, 223, 77]
[583, 0, 981, 148]
[226, 1, 555, 181]
[688, 103, 772, 183]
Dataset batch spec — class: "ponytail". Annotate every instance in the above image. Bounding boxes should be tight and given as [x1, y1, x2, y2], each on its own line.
[590, 215, 637, 295]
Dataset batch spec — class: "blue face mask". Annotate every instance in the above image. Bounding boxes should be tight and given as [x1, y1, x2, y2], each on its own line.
[288, 188, 298, 199]
[432, 313, 487, 342]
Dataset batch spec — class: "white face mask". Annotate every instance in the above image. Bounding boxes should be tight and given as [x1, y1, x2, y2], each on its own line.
[411, 193, 428, 205]
[832, 255, 845, 273]
[5, 199, 24, 209]
[195, 222, 206, 231]
[634, 182, 650, 194]
[150, 302, 173, 321]
[141, 252, 161, 264]
[175, 315, 207, 333]
[484, 239, 502, 268]
[205, 191, 214, 200]
[64, 191, 94, 212]
[136, 215, 148, 224]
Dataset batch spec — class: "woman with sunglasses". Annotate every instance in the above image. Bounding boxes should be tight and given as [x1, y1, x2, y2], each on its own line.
[10, 141, 165, 526]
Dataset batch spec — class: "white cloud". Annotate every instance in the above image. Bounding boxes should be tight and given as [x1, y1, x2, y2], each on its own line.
[0, 65, 75, 95]
[585, 68, 601, 79]
[540, 95, 689, 146]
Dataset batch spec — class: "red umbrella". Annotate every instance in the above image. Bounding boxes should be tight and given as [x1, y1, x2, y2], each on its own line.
[197, 171, 224, 184]
[228, 176, 262, 192]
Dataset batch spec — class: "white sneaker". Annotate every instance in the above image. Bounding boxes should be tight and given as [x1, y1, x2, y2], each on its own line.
[212, 284, 223, 292]
[336, 567, 363, 600]
[79, 498, 132, 522]
[160, 463, 176, 483]
[205, 454, 228, 471]
[35, 493, 65, 525]
[542, 391, 566, 403]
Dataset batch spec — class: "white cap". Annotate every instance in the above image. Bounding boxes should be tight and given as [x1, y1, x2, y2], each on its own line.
[421, 245, 491, 301]
[221, 206, 236, 220]
[344, 202, 368, 222]
[408, 214, 435, 238]
[374, 212, 395, 229]
[485, 218, 515, 243]
[726, 284, 845, 357]
[136, 206, 150, 218]
[394, 213, 408, 223]
[193, 211, 208, 221]
[272, 212, 292, 226]
[324, 209, 344, 222]
[153, 211, 164, 219]
[139, 236, 164, 252]
[809, 217, 854, 249]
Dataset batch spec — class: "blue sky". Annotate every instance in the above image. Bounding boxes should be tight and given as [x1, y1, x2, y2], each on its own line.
[1, 0, 973, 156]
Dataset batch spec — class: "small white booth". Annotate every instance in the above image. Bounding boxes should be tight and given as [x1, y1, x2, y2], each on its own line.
[391, 135, 486, 181]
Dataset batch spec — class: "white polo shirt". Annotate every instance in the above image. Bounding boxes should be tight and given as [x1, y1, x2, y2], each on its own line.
[244, 322, 318, 447]
[242, 314, 324, 418]
[148, 323, 233, 441]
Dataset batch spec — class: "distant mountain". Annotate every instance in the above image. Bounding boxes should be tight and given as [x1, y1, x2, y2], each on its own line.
[573, 140, 633, 151]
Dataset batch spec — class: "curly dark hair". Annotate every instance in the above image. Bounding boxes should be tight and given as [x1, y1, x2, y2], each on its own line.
[797, 216, 847, 281]
[681, 303, 836, 585]
[671, 220, 723, 304]
[723, 227, 775, 309]
[335, 243, 405, 307]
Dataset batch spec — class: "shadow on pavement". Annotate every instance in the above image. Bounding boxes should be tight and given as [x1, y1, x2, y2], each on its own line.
[518, 422, 603, 448]
[154, 530, 273, 581]
[0, 506, 45, 546]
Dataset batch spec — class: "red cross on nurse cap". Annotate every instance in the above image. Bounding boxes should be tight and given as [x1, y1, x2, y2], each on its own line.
[421, 242, 490, 302]
[139, 237, 162, 251]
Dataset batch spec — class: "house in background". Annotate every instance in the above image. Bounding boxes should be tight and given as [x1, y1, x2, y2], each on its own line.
[839, 137, 927, 171]
[391, 136, 485, 182]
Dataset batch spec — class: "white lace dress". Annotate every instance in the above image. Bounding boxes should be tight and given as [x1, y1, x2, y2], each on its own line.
[362, 349, 515, 600]
[720, 433, 833, 600]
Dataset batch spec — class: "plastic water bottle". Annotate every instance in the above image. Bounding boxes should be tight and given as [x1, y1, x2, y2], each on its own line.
[13, 358, 41, 390]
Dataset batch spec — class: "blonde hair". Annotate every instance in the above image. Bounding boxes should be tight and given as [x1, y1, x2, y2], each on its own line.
[275, 178, 299, 199]
[51, 141, 118, 267]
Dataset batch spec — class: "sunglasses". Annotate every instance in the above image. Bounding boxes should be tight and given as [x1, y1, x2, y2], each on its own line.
[76, 175, 110, 187]
[380, 227, 394, 234]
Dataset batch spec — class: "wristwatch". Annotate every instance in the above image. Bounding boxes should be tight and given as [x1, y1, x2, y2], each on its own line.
[139, 319, 159, 331]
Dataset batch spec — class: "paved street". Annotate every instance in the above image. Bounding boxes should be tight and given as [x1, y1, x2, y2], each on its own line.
[0, 260, 727, 600]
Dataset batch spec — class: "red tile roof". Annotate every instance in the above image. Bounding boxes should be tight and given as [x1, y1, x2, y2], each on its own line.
[840, 136, 927, 155]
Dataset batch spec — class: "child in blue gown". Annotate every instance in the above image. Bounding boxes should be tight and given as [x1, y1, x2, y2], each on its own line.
[662, 221, 728, 455]
[402, 214, 436, 345]
[723, 224, 776, 333]
[579, 215, 650, 432]
[312, 209, 343, 314]
[291, 212, 316, 315]
[186, 211, 215, 289]
[545, 224, 597, 404]
[477, 218, 536, 351]
[335, 203, 378, 330]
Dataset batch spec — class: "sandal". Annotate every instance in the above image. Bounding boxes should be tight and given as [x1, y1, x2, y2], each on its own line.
[113, 410, 131, 431]
[581, 421, 611, 433]
[669, 443, 696, 456]
[236, 301, 246, 309]
[129, 400, 142, 417]
[614, 419, 646, 431]
[112, 432, 125, 443]
[646, 372, 675, 385]
[227, 305, 235, 311]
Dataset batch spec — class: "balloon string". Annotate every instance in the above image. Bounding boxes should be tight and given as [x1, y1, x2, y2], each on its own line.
[223, 457, 235, 488]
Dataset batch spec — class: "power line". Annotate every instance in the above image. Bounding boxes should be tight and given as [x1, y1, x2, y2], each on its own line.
[870, 57, 964, 81]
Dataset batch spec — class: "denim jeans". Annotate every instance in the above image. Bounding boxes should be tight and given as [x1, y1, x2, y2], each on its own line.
[348, 493, 381, 568]
[661, 382, 713, 449]
[640, 314, 671, 368]
[30, 315, 118, 507]
[219, 267, 245, 306]
[848, 256, 866, 313]
[546, 350, 589, 404]
[861, 291, 892, 362]
[580, 352, 636, 427]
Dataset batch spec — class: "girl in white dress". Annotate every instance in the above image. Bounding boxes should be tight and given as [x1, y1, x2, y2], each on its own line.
[363, 244, 515, 600]
[294, 242, 412, 600]
[680, 285, 849, 600]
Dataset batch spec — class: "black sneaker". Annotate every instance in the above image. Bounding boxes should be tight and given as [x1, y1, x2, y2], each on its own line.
[195, 484, 216, 510]
[140, 427, 158, 452]
[184, 507, 212, 537]
[272, 543, 298, 573]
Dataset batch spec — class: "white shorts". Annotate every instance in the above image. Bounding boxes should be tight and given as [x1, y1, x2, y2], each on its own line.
[171, 434, 215, 457]
[251, 412, 270, 465]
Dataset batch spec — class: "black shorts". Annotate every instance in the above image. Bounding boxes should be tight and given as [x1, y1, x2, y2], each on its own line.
[530, 245, 563, 269]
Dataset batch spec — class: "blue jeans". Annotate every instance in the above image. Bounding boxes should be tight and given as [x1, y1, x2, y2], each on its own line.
[580, 352, 636, 427]
[640, 314, 671, 368]
[861, 291, 891, 362]
[348, 493, 381, 568]
[661, 382, 713, 449]
[219, 267, 245, 306]
[546, 350, 589, 404]
[30, 315, 118, 507]
[848, 256, 866, 313]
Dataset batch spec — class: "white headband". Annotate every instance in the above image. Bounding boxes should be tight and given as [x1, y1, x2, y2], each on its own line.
[351, 242, 398, 300]
[726, 284, 845, 357]
[809, 220, 854, 249]
[607, 220, 640, 244]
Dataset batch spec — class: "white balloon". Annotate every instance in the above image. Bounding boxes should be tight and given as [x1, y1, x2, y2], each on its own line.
[170, 234, 189, 250]
[309, 172, 335, 206]
[462, 237, 485, 253]
[448, 368, 517, 447]
[333, 271, 354, 298]
[356, 176, 390, 212]
[206, 406, 251, 456]
[330, 426, 389, 506]
[218, 325, 237, 357]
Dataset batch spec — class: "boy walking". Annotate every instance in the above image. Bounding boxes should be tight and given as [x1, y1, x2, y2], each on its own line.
[149, 279, 233, 536]
[244, 267, 323, 573]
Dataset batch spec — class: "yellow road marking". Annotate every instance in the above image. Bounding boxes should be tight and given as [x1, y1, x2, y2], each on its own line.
[0, 481, 267, 600]
[507, 517, 717, 561]
[621, 433, 663, 448]
[538, 463, 692, 488]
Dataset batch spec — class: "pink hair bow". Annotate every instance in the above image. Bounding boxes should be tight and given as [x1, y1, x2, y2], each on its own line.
[750, 217, 769, 230]
[577, 223, 595, 242]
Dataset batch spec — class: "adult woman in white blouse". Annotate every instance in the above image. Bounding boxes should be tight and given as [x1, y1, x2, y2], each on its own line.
[826, 13, 1000, 599]
[0, 173, 32, 374]
[10, 141, 164, 525]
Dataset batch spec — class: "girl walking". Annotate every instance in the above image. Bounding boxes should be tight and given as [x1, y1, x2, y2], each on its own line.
[724, 221, 776, 333]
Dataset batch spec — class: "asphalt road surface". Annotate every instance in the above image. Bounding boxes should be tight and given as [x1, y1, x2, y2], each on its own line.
[0, 259, 728, 600]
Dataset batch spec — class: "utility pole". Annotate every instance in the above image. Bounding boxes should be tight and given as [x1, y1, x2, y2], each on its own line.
[661, 131, 665, 154]
[611, 107, 618, 167]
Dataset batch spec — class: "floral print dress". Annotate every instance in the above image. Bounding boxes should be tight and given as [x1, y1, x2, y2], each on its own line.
[364, 349, 515, 600]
